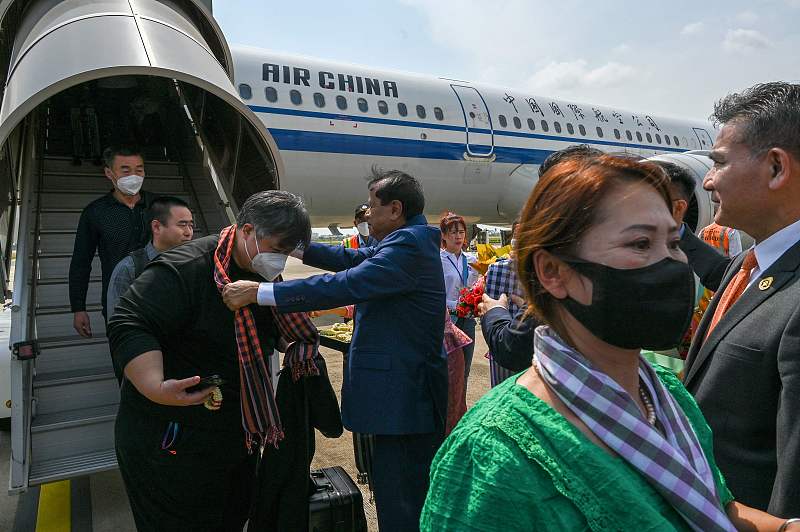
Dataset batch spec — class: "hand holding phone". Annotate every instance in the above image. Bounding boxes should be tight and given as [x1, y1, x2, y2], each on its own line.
[185, 374, 225, 393]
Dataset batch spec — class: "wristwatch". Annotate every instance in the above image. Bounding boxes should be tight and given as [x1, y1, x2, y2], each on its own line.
[779, 518, 800, 532]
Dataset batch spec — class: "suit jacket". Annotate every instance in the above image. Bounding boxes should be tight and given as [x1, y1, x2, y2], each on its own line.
[683, 238, 800, 515]
[273, 215, 447, 436]
[480, 306, 535, 372]
[680, 228, 732, 292]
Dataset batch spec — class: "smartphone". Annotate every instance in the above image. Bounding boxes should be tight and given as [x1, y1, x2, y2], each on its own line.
[186, 374, 225, 393]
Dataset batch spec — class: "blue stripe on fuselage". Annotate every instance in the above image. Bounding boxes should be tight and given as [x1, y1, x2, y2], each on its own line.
[248, 104, 686, 163]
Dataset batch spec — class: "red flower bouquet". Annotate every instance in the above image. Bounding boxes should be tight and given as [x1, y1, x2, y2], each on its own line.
[455, 276, 485, 318]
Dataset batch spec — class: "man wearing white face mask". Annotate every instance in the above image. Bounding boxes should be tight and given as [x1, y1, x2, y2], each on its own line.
[106, 190, 327, 531]
[69, 145, 157, 337]
[341, 203, 378, 249]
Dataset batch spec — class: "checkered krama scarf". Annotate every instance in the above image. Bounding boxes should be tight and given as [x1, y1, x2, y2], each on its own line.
[213, 225, 319, 449]
[533, 326, 735, 532]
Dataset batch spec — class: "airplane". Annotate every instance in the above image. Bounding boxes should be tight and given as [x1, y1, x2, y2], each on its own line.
[231, 45, 719, 232]
[0, 0, 721, 493]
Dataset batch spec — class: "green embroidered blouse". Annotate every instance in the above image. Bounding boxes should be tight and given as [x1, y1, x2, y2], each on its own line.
[420, 365, 734, 531]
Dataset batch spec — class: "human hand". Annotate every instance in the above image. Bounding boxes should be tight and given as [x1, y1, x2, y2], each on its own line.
[222, 280, 260, 311]
[152, 376, 214, 407]
[73, 311, 92, 338]
[510, 294, 526, 308]
[477, 293, 508, 317]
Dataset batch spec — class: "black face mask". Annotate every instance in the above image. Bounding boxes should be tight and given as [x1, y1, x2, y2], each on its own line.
[558, 257, 695, 350]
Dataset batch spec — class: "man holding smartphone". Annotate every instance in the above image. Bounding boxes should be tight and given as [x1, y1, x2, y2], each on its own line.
[107, 191, 322, 531]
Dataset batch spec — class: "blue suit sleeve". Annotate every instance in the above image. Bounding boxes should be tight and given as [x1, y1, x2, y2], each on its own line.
[302, 242, 374, 272]
[275, 232, 419, 312]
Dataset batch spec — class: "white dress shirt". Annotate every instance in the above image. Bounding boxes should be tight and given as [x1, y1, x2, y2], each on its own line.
[440, 249, 478, 312]
[746, 217, 800, 290]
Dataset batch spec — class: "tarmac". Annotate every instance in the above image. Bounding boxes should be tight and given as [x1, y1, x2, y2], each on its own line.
[0, 256, 494, 532]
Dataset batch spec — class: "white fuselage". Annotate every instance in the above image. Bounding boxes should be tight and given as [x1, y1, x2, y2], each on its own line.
[231, 45, 717, 227]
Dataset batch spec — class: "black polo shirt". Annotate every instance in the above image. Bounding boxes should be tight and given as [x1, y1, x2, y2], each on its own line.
[68, 190, 156, 316]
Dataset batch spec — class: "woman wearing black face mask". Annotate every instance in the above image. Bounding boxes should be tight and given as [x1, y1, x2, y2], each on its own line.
[421, 156, 798, 532]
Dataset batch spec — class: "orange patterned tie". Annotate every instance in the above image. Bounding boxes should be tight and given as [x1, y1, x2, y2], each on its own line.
[705, 250, 758, 338]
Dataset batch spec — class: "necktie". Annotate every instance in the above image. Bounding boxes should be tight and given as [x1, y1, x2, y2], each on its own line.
[705, 249, 758, 338]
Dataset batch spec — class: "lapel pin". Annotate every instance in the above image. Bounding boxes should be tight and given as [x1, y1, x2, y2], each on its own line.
[758, 277, 773, 291]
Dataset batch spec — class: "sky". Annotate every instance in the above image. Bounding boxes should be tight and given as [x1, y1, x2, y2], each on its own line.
[215, 0, 799, 121]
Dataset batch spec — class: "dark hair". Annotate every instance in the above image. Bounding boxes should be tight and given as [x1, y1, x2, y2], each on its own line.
[367, 167, 425, 219]
[236, 190, 312, 250]
[712, 82, 800, 159]
[147, 196, 191, 225]
[538, 144, 604, 177]
[103, 145, 143, 169]
[439, 212, 467, 249]
[517, 155, 671, 337]
[354, 203, 369, 222]
[653, 161, 695, 201]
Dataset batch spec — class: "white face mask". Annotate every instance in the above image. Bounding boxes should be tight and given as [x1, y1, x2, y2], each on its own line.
[356, 221, 370, 237]
[115, 174, 144, 196]
[245, 236, 288, 281]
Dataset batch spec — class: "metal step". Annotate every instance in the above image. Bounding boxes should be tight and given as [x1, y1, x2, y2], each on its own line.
[29, 448, 118, 486]
[35, 307, 105, 338]
[35, 365, 115, 389]
[35, 254, 101, 279]
[33, 367, 118, 415]
[37, 335, 111, 375]
[34, 278, 102, 309]
[30, 404, 118, 482]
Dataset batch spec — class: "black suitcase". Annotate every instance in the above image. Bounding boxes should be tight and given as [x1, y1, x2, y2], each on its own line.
[308, 466, 368, 532]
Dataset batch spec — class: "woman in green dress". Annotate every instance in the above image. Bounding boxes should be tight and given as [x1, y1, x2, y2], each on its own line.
[421, 155, 799, 531]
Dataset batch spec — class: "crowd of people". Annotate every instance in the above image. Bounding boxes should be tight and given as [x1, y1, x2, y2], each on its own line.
[66, 80, 800, 531]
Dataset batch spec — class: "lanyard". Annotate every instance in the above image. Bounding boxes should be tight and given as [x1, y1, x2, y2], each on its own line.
[446, 254, 468, 287]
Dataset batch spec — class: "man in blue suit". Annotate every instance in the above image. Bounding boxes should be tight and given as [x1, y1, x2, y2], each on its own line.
[223, 169, 447, 531]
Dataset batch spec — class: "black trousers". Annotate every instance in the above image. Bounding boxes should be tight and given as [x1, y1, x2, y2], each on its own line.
[115, 403, 256, 532]
[371, 432, 443, 532]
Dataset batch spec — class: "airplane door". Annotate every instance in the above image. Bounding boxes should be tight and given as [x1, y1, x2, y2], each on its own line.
[692, 128, 714, 149]
[451, 85, 494, 157]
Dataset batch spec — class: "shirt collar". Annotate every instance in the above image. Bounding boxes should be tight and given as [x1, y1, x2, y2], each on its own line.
[144, 241, 159, 260]
[441, 249, 463, 259]
[753, 217, 800, 273]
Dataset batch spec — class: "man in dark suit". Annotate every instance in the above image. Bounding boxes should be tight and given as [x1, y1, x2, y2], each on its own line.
[222, 169, 447, 531]
[682, 82, 800, 516]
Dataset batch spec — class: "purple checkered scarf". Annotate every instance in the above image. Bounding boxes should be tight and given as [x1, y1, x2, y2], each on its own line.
[533, 326, 735, 532]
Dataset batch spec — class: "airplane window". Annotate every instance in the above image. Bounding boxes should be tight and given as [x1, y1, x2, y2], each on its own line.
[513, 116, 522, 129]
[636, 131, 643, 141]
[579, 124, 587, 136]
[614, 129, 621, 140]
[416, 105, 427, 119]
[626, 130, 633, 141]
[665, 135, 671, 145]
[290, 90, 302, 106]
[567, 123, 574, 134]
[596, 126, 604, 138]
[554, 121, 562, 133]
[337, 95, 348, 110]
[655, 133, 662, 144]
[541, 120, 549, 132]
[358, 98, 369, 112]
[265, 87, 278, 103]
[498, 115, 507, 127]
[646, 132, 653, 143]
[378, 100, 389, 115]
[398, 103, 408, 116]
[313, 93, 325, 108]
[677, 136, 683, 146]
[434, 107, 444, 120]
[238, 84, 252, 100]
[527, 118, 536, 130]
